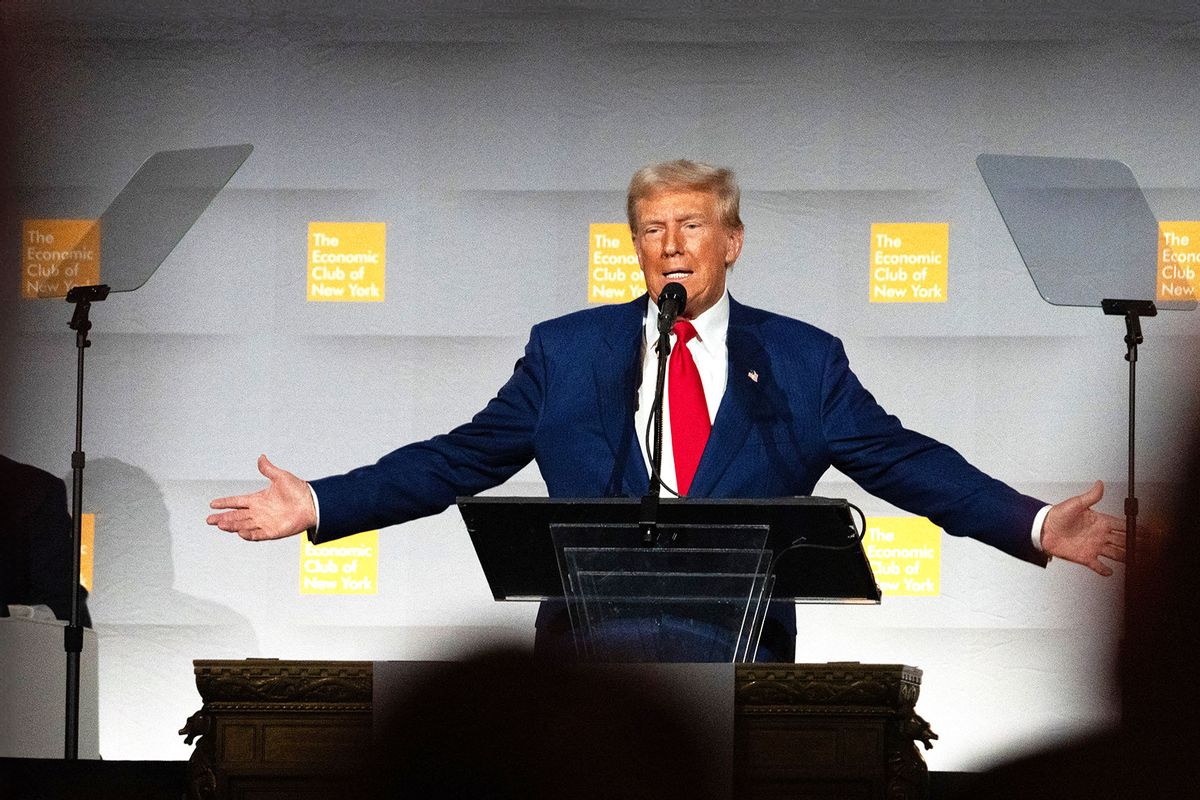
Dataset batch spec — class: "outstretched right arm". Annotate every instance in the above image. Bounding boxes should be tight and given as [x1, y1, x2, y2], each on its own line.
[306, 328, 546, 543]
[208, 326, 547, 544]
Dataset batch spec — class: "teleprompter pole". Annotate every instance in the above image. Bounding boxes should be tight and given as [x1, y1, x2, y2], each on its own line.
[1101, 298, 1155, 640]
[63, 283, 109, 759]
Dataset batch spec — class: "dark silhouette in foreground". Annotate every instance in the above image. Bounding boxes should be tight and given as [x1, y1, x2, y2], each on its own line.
[960, 418, 1200, 798]
[371, 649, 723, 800]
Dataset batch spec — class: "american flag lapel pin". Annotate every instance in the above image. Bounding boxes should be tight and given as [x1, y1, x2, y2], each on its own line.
[748, 370, 759, 383]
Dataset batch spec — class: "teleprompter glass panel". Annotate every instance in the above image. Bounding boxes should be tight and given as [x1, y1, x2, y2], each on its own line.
[38, 144, 252, 298]
[977, 154, 1195, 311]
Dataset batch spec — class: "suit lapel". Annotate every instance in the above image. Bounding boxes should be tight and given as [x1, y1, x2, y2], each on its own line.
[593, 296, 650, 495]
[688, 297, 765, 497]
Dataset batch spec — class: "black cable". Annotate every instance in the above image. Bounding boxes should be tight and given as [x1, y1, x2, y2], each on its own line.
[766, 501, 867, 578]
[643, 400, 681, 498]
[644, 333, 681, 499]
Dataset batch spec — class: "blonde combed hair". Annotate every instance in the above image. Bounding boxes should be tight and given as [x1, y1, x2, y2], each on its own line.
[626, 159, 742, 233]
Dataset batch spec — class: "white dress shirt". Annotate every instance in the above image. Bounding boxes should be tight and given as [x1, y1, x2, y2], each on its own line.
[634, 290, 729, 495]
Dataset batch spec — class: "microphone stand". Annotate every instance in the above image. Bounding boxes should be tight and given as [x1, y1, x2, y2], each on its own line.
[640, 328, 673, 544]
[63, 283, 109, 759]
[639, 284, 686, 545]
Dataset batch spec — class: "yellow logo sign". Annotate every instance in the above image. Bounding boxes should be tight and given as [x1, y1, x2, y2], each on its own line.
[307, 222, 385, 302]
[588, 223, 645, 304]
[864, 517, 941, 596]
[869, 223, 948, 303]
[22, 219, 101, 299]
[1157, 221, 1200, 302]
[301, 530, 379, 594]
[80, 513, 94, 592]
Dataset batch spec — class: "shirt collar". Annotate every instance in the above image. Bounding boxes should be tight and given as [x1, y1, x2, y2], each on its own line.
[643, 288, 730, 354]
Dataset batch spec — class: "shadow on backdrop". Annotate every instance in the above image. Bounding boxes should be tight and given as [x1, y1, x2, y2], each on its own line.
[0, 454, 91, 625]
[82, 457, 258, 755]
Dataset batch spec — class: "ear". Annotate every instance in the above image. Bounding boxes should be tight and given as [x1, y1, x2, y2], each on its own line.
[724, 226, 745, 267]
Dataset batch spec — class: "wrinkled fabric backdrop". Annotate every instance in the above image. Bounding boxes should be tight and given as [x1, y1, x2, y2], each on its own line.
[1, 1, 1197, 766]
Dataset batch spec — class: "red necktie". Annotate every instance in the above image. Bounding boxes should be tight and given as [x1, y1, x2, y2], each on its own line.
[669, 319, 710, 496]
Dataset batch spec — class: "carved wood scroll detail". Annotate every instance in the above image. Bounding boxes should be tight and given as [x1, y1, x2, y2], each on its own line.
[193, 658, 372, 706]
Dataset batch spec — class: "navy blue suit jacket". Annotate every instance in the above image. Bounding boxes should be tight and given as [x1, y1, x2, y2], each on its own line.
[311, 295, 1047, 638]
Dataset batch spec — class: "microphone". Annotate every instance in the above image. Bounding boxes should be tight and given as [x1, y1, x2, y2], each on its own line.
[656, 282, 688, 336]
[643, 281, 688, 535]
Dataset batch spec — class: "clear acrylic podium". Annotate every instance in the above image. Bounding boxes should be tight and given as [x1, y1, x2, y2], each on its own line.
[457, 497, 879, 663]
[553, 522, 775, 662]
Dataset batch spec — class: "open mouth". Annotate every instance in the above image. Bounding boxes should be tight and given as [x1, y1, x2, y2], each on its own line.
[664, 270, 693, 279]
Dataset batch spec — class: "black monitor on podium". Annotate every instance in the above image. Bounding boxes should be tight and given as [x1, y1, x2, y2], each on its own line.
[457, 496, 878, 662]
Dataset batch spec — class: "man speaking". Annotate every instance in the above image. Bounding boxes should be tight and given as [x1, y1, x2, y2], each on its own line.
[208, 160, 1125, 661]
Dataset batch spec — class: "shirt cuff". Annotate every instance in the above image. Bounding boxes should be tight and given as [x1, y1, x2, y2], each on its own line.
[306, 483, 321, 539]
[1031, 504, 1051, 554]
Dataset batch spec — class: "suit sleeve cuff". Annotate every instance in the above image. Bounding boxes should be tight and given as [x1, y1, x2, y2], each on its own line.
[306, 483, 321, 542]
[1031, 504, 1051, 556]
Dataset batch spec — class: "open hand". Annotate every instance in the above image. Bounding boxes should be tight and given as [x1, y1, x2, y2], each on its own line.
[206, 454, 316, 541]
[1041, 480, 1126, 576]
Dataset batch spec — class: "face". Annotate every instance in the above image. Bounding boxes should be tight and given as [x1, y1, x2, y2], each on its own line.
[633, 188, 744, 319]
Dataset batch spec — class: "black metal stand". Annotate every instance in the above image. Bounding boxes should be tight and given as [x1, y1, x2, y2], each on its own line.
[63, 283, 109, 759]
[1101, 298, 1155, 638]
[640, 330, 673, 544]
[640, 285, 688, 544]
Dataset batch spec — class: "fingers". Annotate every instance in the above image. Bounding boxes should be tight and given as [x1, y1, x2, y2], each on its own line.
[258, 453, 292, 482]
[210, 484, 269, 510]
[209, 458, 280, 512]
[1103, 512, 1126, 533]
[1088, 559, 1115, 577]
[207, 509, 254, 532]
[206, 510, 280, 541]
[1099, 542, 1126, 563]
[1077, 479, 1104, 509]
[209, 494, 253, 510]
